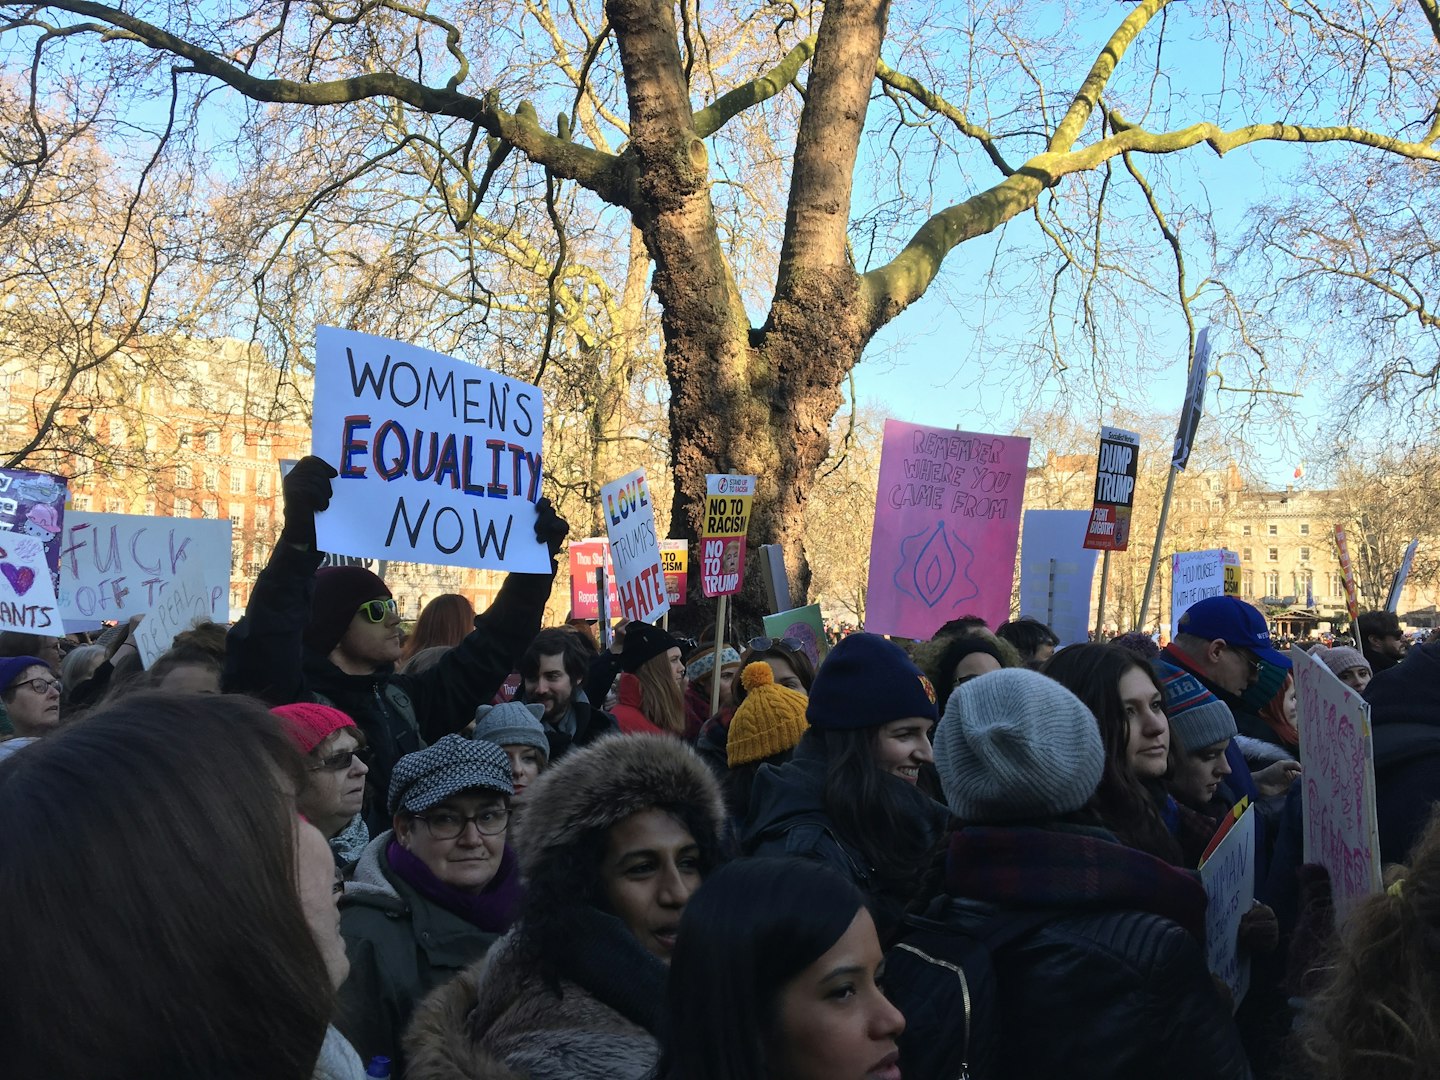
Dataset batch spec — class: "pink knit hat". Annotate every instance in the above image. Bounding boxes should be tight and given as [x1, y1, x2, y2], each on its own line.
[271, 702, 357, 754]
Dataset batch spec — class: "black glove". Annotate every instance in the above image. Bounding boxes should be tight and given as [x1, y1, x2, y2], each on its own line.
[280, 456, 338, 548]
[533, 497, 569, 560]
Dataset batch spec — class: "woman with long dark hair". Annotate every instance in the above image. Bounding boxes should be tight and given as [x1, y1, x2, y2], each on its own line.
[741, 634, 949, 937]
[1042, 643, 1184, 864]
[0, 692, 338, 1080]
[658, 858, 904, 1080]
[404, 734, 726, 1079]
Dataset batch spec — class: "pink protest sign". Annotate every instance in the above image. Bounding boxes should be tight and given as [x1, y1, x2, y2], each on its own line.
[568, 538, 620, 620]
[1293, 645, 1382, 926]
[864, 421, 1029, 638]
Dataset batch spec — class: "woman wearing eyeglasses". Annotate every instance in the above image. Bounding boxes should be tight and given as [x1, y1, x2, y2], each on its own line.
[0, 655, 62, 746]
[273, 703, 374, 867]
[338, 734, 522, 1076]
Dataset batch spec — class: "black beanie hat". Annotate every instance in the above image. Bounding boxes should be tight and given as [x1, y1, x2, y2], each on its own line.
[806, 632, 938, 730]
[621, 620, 682, 673]
[305, 566, 393, 655]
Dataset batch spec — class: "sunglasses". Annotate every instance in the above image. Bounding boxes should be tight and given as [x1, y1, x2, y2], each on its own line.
[357, 598, 398, 622]
[309, 746, 372, 772]
[748, 636, 803, 653]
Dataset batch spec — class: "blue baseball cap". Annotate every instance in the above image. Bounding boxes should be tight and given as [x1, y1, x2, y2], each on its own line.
[1178, 596, 1290, 670]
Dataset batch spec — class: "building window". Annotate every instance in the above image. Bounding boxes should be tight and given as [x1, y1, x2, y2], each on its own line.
[1299, 546, 1310, 562]
[104, 497, 124, 513]
[178, 432, 192, 448]
[202, 467, 217, 491]
[229, 504, 244, 528]
[144, 499, 156, 516]
[230, 432, 245, 455]
[176, 464, 192, 488]
[174, 498, 191, 517]
[230, 469, 245, 495]
[1265, 571, 1281, 595]
[71, 495, 91, 511]
[1329, 573, 1345, 597]
[1299, 570, 1314, 598]
[1242, 525, 1252, 537]
[1300, 523, 1310, 536]
[257, 473, 271, 498]
[205, 431, 220, 453]
[202, 500, 218, 519]
[256, 505, 270, 530]
[1267, 523, 1278, 536]
[259, 436, 273, 457]
[1243, 570, 1254, 597]
[1268, 547, 1278, 562]
[1242, 548, 1253, 562]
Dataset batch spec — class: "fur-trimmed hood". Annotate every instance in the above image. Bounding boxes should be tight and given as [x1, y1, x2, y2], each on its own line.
[513, 733, 725, 876]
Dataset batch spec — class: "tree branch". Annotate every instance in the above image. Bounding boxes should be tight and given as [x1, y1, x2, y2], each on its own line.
[874, 59, 1014, 176]
[22, 0, 628, 201]
[692, 33, 816, 139]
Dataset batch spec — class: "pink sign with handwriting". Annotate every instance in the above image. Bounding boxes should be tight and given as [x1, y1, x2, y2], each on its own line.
[864, 420, 1029, 639]
[1293, 645, 1382, 926]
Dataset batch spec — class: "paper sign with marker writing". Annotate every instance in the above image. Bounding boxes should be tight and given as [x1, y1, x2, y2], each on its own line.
[312, 326, 549, 573]
[1293, 644, 1382, 926]
[1019, 510, 1099, 647]
[600, 469, 668, 624]
[57, 513, 231, 632]
[0, 467, 67, 633]
[1171, 549, 1238, 638]
[1199, 805, 1256, 1010]
[133, 557, 217, 667]
[864, 420, 1029, 638]
[700, 475, 755, 598]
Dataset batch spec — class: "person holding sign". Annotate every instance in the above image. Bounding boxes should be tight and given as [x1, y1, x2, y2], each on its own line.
[224, 455, 568, 833]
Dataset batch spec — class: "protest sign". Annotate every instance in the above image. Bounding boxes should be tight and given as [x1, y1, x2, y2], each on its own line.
[1293, 645, 1382, 926]
[1199, 805, 1256, 1009]
[762, 603, 827, 670]
[1223, 549, 1241, 597]
[1386, 538, 1420, 613]
[700, 475, 755, 598]
[600, 469, 668, 624]
[568, 538, 620, 620]
[1172, 326, 1211, 470]
[311, 326, 549, 573]
[57, 513, 231, 631]
[1083, 427, 1139, 552]
[1171, 549, 1235, 637]
[865, 421, 1030, 638]
[660, 540, 688, 606]
[0, 468, 68, 633]
[133, 557, 216, 667]
[1019, 510, 1099, 648]
[1334, 526, 1360, 627]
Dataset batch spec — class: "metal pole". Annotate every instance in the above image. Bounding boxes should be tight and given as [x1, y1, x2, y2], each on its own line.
[709, 595, 729, 717]
[1046, 558, 1057, 628]
[1095, 549, 1112, 640]
[1139, 464, 1179, 632]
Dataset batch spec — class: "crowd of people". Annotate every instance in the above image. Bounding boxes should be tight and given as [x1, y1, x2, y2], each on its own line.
[4, 455, 1440, 1079]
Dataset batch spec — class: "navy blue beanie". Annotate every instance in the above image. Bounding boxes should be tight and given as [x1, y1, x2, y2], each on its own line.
[806, 633, 939, 730]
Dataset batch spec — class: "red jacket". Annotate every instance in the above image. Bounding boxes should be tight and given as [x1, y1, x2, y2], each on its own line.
[612, 673, 665, 735]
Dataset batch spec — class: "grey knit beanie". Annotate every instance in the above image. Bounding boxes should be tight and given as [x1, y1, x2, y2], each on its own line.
[474, 701, 550, 763]
[934, 668, 1104, 822]
[1317, 645, 1371, 682]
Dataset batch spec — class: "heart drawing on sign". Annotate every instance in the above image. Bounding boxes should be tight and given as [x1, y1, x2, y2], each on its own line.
[1, 562, 35, 596]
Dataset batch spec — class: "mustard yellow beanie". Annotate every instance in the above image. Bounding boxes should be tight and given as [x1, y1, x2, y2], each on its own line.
[727, 661, 810, 767]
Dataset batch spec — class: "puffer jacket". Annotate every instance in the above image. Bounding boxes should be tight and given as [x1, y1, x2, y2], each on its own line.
[403, 928, 661, 1080]
[225, 541, 553, 831]
[337, 833, 507, 1076]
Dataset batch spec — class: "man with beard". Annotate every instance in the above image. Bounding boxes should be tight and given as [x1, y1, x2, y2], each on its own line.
[519, 627, 616, 761]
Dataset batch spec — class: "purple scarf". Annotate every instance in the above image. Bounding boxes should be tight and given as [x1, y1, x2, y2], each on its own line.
[386, 838, 522, 932]
[946, 825, 1208, 942]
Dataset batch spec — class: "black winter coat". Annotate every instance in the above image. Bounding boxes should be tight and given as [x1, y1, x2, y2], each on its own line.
[224, 542, 553, 829]
[900, 895, 1252, 1080]
[1363, 641, 1440, 862]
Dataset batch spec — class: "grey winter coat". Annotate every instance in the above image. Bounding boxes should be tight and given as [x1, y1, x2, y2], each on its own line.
[337, 832, 503, 1076]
